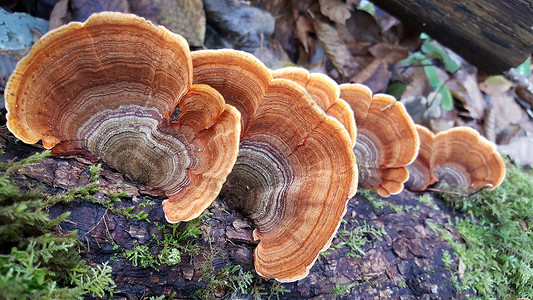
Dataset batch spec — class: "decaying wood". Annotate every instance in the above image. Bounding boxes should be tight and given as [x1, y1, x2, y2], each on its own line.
[2, 131, 462, 299]
[372, 0, 533, 74]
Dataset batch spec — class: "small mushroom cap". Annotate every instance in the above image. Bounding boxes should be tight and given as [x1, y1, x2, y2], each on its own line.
[431, 127, 506, 190]
[192, 49, 272, 134]
[338, 83, 373, 124]
[5, 12, 241, 222]
[270, 66, 309, 87]
[405, 125, 437, 191]
[162, 85, 241, 222]
[406, 126, 506, 191]
[193, 51, 357, 282]
[340, 83, 420, 197]
[272, 67, 357, 146]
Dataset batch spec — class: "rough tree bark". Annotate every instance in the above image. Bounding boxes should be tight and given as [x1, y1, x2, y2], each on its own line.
[372, 0, 533, 74]
[2, 130, 463, 299]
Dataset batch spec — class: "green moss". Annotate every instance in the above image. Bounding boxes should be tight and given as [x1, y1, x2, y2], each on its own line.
[139, 198, 156, 207]
[196, 263, 254, 300]
[417, 193, 440, 210]
[266, 282, 291, 300]
[441, 249, 453, 270]
[330, 282, 356, 296]
[326, 219, 387, 258]
[88, 163, 101, 182]
[84, 172, 149, 222]
[123, 217, 204, 270]
[428, 158, 533, 299]
[194, 261, 291, 300]
[192, 236, 290, 300]
[83, 166, 206, 271]
[124, 241, 158, 269]
[0, 151, 115, 299]
[148, 293, 176, 300]
[0, 150, 51, 173]
[361, 189, 419, 213]
[118, 217, 204, 270]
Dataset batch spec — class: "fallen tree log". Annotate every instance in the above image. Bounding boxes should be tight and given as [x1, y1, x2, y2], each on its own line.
[372, 0, 533, 74]
[2, 130, 460, 299]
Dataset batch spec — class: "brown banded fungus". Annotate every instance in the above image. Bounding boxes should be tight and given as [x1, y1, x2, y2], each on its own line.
[4, 12, 241, 222]
[271, 67, 357, 146]
[405, 125, 436, 191]
[192, 50, 357, 282]
[340, 83, 419, 197]
[406, 126, 506, 191]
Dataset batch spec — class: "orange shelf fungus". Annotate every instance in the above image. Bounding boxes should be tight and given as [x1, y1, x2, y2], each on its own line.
[272, 67, 357, 146]
[340, 83, 419, 197]
[4, 12, 241, 222]
[406, 126, 506, 191]
[405, 125, 436, 191]
[192, 50, 357, 282]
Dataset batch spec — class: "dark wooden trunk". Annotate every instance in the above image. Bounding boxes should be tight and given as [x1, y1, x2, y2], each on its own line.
[2, 131, 462, 299]
[372, 0, 533, 74]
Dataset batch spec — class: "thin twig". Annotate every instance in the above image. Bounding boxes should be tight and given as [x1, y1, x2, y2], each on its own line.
[426, 187, 463, 195]
[467, 185, 492, 197]
[103, 210, 113, 242]
[84, 208, 109, 236]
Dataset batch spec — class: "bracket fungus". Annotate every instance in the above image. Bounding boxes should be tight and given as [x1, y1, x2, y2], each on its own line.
[339, 83, 419, 197]
[4, 12, 241, 222]
[192, 49, 357, 282]
[271, 67, 357, 146]
[405, 125, 435, 191]
[406, 126, 506, 191]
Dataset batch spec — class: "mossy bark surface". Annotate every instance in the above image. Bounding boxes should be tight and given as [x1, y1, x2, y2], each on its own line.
[1, 128, 459, 299]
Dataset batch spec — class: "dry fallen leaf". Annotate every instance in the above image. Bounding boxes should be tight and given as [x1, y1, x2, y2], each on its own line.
[49, 0, 70, 30]
[401, 91, 442, 126]
[257, 0, 313, 61]
[350, 58, 390, 93]
[295, 16, 313, 53]
[130, 0, 205, 47]
[374, 6, 400, 34]
[458, 258, 466, 281]
[516, 85, 533, 108]
[345, 9, 381, 43]
[498, 137, 533, 166]
[430, 118, 455, 133]
[313, 14, 359, 78]
[480, 76, 528, 141]
[369, 43, 409, 64]
[346, 0, 361, 8]
[446, 69, 486, 120]
[318, 0, 351, 25]
[400, 66, 434, 100]
[479, 75, 513, 95]
[50, 0, 206, 47]
[252, 38, 292, 69]
[49, 0, 130, 29]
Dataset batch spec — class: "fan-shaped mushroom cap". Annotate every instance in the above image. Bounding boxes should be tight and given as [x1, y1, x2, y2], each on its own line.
[191, 49, 272, 134]
[270, 66, 309, 87]
[192, 50, 357, 282]
[4, 12, 241, 222]
[431, 127, 505, 190]
[405, 125, 437, 191]
[406, 126, 505, 191]
[340, 83, 419, 197]
[272, 67, 357, 146]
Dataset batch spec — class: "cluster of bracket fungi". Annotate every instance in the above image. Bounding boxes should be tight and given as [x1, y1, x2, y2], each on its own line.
[4, 12, 506, 282]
